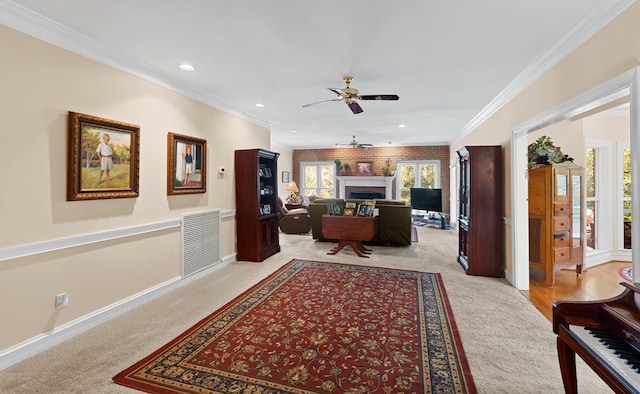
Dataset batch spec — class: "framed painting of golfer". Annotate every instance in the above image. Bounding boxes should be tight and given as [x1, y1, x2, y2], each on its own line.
[67, 112, 140, 201]
[167, 132, 207, 195]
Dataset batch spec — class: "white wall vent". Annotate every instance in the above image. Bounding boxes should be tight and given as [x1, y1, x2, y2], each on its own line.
[181, 209, 222, 277]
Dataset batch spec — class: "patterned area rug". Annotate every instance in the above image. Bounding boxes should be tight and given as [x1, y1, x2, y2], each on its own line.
[619, 266, 632, 282]
[113, 259, 476, 393]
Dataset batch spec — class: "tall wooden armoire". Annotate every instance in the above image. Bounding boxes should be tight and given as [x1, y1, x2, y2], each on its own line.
[456, 146, 503, 277]
[234, 148, 280, 262]
[528, 161, 585, 285]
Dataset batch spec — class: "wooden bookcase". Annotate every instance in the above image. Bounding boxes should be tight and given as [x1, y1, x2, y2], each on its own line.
[528, 161, 584, 285]
[234, 148, 280, 262]
[456, 146, 503, 277]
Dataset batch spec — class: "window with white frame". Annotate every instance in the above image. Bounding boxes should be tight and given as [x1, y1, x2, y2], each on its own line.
[396, 160, 440, 203]
[300, 162, 336, 198]
[621, 144, 632, 250]
[584, 139, 613, 256]
[585, 147, 597, 250]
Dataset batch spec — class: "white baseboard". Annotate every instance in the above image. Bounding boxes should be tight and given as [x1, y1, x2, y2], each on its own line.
[503, 269, 514, 286]
[0, 253, 236, 371]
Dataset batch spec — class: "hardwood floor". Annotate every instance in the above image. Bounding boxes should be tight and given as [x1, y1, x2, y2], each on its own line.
[523, 261, 632, 321]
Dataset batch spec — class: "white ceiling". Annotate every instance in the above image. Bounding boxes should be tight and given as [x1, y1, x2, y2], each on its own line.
[0, 0, 631, 149]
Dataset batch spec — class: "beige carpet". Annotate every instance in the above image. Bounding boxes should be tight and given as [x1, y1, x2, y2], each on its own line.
[0, 226, 613, 393]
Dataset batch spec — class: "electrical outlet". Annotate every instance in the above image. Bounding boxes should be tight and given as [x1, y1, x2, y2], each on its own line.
[55, 293, 68, 310]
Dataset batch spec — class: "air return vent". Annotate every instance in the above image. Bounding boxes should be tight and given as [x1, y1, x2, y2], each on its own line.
[181, 209, 221, 277]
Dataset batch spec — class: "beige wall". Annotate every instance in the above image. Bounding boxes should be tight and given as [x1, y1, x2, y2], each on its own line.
[528, 120, 586, 166]
[272, 142, 293, 201]
[0, 24, 270, 349]
[452, 2, 640, 276]
[583, 113, 630, 141]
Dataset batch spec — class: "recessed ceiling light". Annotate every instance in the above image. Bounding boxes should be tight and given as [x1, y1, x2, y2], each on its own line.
[178, 63, 195, 71]
[254, 103, 265, 108]
[398, 124, 407, 128]
[290, 130, 297, 133]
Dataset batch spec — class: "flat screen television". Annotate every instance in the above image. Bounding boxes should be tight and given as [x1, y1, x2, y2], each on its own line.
[410, 188, 443, 212]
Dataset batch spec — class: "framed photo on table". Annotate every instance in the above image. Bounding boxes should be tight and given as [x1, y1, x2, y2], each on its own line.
[356, 162, 372, 175]
[67, 111, 140, 201]
[357, 200, 376, 217]
[357, 204, 371, 216]
[329, 201, 345, 215]
[167, 132, 207, 195]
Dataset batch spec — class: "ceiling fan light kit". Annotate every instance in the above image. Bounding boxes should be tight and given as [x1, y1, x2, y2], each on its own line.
[303, 76, 399, 114]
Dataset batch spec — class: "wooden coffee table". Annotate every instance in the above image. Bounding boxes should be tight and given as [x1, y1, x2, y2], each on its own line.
[322, 214, 377, 258]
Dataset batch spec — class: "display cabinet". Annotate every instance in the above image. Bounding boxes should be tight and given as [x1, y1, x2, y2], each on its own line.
[456, 146, 503, 277]
[528, 161, 584, 285]
[234, 148, 280, 262]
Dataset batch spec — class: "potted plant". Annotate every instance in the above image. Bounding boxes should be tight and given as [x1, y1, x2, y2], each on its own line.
[343, 163, 352, 175]
[527, 136, 570, 168]
[382, 158, 392, 176]
[334, 158, 343, 175]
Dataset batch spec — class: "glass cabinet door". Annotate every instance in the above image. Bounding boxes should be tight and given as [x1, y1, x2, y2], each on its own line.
[458, 156, 470, 221]
[571, 174, 582, 248]
[554, 169, 570, 201]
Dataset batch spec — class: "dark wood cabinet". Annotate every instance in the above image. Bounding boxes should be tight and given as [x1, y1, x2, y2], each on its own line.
[235, 148, 280, 262]
[456, 146, 503, 277]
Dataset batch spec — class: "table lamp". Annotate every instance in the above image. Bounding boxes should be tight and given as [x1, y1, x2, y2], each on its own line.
[287, 181, 299, 204]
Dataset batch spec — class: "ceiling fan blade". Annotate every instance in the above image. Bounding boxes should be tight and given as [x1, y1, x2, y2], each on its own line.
[359, 94, 399, 101]
[338, 135, 372, 148]
[347, 101, 363, 114]
[302, 98, 343, 108]
[328, 87, 347, 97]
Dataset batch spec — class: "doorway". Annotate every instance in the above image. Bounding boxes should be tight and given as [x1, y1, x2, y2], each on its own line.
[511, 67, 640, 290]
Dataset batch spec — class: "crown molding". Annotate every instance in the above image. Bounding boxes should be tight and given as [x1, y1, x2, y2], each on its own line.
[0, 0, 271, 129]
[460, 0, 636, 138]
[0, 0, 634, 139]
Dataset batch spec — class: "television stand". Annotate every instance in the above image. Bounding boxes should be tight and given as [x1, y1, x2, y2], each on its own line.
[412, 210, 448, 229]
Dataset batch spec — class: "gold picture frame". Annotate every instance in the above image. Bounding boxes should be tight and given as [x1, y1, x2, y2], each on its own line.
[357, 200, 376, 216]
[167, 132, 207, 195]
[67, 112, 140, 201]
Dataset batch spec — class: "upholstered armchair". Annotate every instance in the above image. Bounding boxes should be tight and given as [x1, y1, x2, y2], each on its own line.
[275, 197, 311, 234]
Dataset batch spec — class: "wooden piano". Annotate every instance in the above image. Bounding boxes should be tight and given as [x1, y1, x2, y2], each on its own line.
[553, 282, 640, 393]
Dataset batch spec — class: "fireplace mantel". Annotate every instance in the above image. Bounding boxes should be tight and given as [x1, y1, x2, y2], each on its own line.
[336, 176, 396, 199]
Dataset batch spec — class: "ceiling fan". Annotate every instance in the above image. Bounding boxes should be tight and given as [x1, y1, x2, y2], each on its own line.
[337, 135, 373, 149]
[303, 76, 399, 114]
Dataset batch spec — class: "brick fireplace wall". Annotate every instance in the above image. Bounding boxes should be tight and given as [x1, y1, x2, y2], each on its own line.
[292, 145, 451, 213]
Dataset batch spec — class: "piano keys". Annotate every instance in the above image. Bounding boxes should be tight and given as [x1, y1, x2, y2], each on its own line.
[568, 325, 640, 391]
[553, 282, 640, 393]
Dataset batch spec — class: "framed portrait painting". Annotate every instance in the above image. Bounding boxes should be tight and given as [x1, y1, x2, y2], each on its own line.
[167, 132, 207, 195]
[67, 112, 140, 201]
[356, 162, 372, 175]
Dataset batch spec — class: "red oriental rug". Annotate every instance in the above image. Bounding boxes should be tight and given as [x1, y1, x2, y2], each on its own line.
[113, 259, 477, 393]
